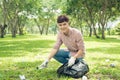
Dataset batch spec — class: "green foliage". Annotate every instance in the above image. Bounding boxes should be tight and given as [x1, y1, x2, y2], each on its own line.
[114, 23, 120, 35]
[110, 28, 116, 35]
[0, 34, 120, 80]
[0, 0, 120, 38]
[64, 0, 120, 39]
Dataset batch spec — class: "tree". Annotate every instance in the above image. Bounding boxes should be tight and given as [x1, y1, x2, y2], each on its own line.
[65, 0, 100, 38]
[65, 0, 120, 39]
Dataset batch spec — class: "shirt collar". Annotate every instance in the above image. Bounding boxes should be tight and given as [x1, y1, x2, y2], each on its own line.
[67, 27, 72, 36]
[63, 27, 72, 37]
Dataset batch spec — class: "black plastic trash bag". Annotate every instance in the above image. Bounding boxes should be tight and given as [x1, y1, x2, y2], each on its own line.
[57, 60, 89, 79]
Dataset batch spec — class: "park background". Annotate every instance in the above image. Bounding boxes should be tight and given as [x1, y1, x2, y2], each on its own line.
[0, 0, 120, 80]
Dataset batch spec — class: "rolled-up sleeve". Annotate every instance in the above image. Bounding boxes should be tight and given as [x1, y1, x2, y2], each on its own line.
[53, 32, 63, 50]
[76, 32, 85, 54]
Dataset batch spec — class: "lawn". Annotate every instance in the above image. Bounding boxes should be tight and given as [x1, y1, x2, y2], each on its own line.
[0, 34, 120, 80]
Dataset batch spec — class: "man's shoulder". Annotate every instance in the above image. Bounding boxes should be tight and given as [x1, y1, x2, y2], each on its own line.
[71, 28, 81, 34]
[57, 31, 62, 35]
[57, 31, 62, 37]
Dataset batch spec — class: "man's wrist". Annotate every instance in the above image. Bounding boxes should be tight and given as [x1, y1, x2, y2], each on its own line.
[45, 59, 49, 63]
[71, 56, 76, 60]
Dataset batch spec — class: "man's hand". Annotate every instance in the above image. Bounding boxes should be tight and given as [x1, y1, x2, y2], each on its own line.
[68, 57, 76, 67]
[36, 59, 49, 70]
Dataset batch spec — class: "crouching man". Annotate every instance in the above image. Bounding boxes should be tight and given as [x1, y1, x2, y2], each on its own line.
[37, 15, 85, 70]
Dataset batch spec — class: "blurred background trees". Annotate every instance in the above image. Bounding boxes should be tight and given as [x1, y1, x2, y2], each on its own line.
[0, 0, 120, 39]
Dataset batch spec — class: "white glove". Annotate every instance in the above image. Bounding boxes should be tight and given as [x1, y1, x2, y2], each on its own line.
[82, 75, 88, 80]
[68, 57, 76, 67]
[19, 75, 26, 80]
[37, 59, 49, 69]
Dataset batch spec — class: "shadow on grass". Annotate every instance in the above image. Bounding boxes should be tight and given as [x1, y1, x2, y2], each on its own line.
[87, 45, 120, 54]
[88, 58, 120, 80]
[0, 40, 55, 57]
[0, 61, 66, 80]
[84, 36, 120, 43]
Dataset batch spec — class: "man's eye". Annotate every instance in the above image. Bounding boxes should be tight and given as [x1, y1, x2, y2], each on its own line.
[63, 23, 66, 25]
[59, 24, 62, 26]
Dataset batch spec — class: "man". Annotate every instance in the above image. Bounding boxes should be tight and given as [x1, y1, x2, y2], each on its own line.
[37, 15, 85, 69]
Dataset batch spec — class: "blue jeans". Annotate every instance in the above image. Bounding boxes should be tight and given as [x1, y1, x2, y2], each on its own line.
[53, 49, 83, 64]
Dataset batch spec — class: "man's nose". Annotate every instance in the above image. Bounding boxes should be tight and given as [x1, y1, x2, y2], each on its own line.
[61, 25, 64, 28]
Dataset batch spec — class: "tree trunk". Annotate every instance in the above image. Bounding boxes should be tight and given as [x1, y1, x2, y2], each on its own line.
[34, 19, 44, 35]
[12, 28, 17, 37]
[19, 26, 24, 35]
[107, 28, 111, 35]
[0, 1, 8, 38]
[11, 16, 18, 37]
[98, 23, 102, 36]
[11, 22, 17, 38]
[18, 17, 24, 35]
[89, 26, 92, 37]
[0, 24, 7, 38]
[85, 18, 92, 37]
[41, 24, 44, 35]
[54, 25, 57, 35]
[101, 24, 105, 39]
[93, 25, 100, 38]
[89, 13, 99, 38]
[45, 19, 50, 35]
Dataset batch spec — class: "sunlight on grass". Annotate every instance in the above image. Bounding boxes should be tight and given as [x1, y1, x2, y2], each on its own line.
[0, 34, 120, 80]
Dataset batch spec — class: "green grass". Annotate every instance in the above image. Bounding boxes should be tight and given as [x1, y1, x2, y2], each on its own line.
[0, 34, 120, 80]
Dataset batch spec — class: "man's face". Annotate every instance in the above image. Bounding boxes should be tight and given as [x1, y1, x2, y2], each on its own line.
[57, 22, 69, 34]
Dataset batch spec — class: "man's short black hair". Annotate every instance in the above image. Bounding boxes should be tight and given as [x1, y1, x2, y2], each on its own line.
[57, 15, 69, 23]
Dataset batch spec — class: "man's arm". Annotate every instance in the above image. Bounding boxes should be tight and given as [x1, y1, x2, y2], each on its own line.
[37, 32, 62, 69]
[47, 48, 58, 61]
[68, 49, 84, 66]
[68, 30, 85, 66]
[37, 48, 58, 69]
[47, 32, 63, 61]
[74, 29, 85, 58]
[73, 49, 85, 59]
